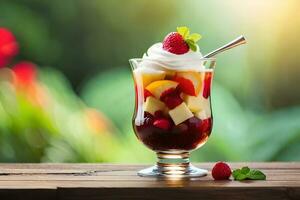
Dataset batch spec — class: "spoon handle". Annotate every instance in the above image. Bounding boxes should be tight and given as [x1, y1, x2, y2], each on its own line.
[202, 35, 246, 58]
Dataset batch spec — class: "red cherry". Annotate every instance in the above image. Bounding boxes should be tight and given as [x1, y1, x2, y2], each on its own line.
[212, 162, 232, 180]
[203, 72, 213, 98]
[162, 32, 189, 55]
[153, 118, 171, 130]
[173, 76, 196, 96]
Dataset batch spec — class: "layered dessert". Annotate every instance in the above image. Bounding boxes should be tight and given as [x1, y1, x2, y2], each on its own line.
[132, 27, 213, 151]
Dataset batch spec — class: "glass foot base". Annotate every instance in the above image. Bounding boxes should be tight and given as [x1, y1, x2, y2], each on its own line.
[137, 151, 207, 178]
[138, 164, 207, 178]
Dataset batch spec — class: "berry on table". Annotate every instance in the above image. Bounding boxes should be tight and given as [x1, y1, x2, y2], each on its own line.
[212, 161, 232, 180]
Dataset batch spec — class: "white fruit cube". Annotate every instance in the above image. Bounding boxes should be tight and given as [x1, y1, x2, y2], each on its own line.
[143, 96, 165, 115]
[183, 94, 210, 113]
[195, 109, 211, 120]
[169, 102, 193, 125]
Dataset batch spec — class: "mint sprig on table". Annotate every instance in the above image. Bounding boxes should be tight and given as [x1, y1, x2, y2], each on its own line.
[177, 26, 201, 52]
[232, 166, 266, 181]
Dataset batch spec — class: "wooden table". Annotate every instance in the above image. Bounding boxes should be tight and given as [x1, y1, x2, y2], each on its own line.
[0, 163, 299, 200]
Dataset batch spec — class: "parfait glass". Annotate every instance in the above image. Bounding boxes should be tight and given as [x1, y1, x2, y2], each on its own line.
[129, 58, 216, 177]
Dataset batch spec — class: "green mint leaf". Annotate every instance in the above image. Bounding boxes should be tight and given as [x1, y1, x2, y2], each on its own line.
[241, 166, 250, 174]
[232, 169, 246, 180]
[232, 169, 241, 177]
[189, 44, 197, 52]
[177, 26, 202, 51]
[233, 166, 266, 181]
[187, 33, 202, 42]
[247, 169, 266, 180]
[177, 26, 190, 39]
[186, 39, 197, 52]
[233, 167, 250, 180]
[236, 173, 248, 180]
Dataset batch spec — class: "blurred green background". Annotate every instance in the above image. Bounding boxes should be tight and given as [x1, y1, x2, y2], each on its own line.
[0, 0, 299, 163]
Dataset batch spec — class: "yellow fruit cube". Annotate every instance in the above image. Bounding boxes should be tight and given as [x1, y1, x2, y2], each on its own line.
[143, 96, 165, 115]
[175, 71, 203, 96]
[169, 102, 193, 125]
[146, 80, 178, 99]
[183, 94, 210, 113]
[134, 67, 166, 87]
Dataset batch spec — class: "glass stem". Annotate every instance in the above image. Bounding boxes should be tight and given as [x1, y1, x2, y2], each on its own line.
[156, 151, 191, 175]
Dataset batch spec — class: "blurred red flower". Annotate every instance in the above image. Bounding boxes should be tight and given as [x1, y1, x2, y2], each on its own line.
[11, 61, 48, 107]
[0, 28, 19, 67]
[12, 61, 37, 85]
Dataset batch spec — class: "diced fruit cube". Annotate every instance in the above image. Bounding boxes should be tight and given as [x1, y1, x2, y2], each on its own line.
[183, 94, 210, 113]
[146, 80, 178, 99]
[203, 71, 213, 98]
[195, 110, 211, 120]
[143, 96, 165, 115]
[168, 102, 194, 125]
[144, 89, 153, 101]
[153, 118, 171, 130]
[173, 71, 202, 96]
[173, 76, 194, 96]
[134, 67, 166, 87]
[194, 100, 211, 120]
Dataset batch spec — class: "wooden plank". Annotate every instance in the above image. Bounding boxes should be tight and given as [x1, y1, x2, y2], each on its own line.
[0, 171, 299, 181]
[0, 179, 299, 188]
[57, 188, 300, 200]
[0, 163, 298, 200]
[0, 189, 56, 200]
[0, 163, 298, 178]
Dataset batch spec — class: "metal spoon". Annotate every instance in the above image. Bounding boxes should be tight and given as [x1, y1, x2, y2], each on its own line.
[202, 35, 246, 58]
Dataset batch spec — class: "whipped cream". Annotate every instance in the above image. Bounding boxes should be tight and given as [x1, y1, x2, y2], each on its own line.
[141, 43, 204, 71]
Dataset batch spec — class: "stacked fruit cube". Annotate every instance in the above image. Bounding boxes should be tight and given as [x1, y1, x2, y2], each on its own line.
[134, 67, 213, 131]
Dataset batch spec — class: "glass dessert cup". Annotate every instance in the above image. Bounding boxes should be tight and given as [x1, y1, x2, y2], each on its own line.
[129, 58, 216, 177]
